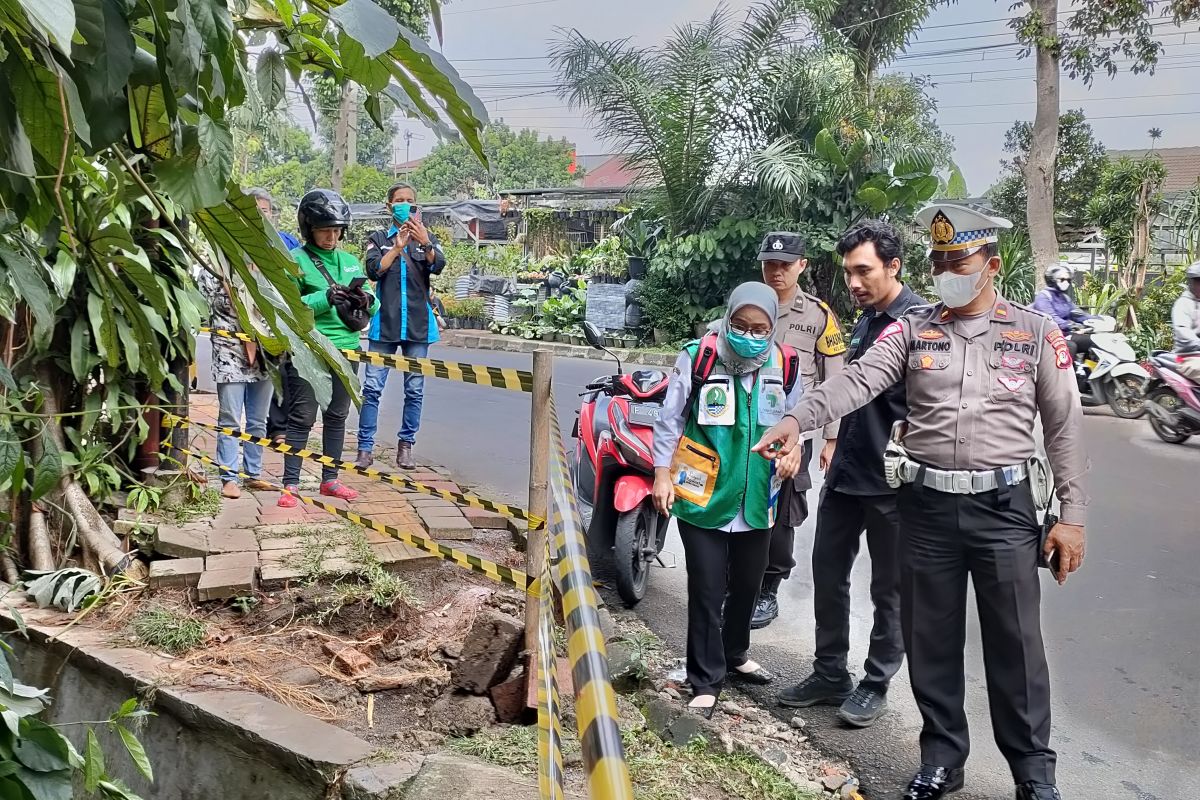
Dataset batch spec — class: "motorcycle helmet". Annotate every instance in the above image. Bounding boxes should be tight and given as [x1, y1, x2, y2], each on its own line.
[297, 188, 352, 242]
[1044, 265, 1072, 292]
[1186, 260, 1200, 279]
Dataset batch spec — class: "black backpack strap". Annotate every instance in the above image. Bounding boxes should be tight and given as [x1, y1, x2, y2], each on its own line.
[779, 344, 800, 394]
[303, 246, 341, 288]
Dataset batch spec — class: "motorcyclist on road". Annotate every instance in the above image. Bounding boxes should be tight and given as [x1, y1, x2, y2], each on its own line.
[1171, 261, 1200, 383]
[1032, 266, 1097, 365]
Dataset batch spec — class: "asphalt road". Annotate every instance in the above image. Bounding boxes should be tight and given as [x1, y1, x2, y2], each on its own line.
[199, 344, 1200, 798]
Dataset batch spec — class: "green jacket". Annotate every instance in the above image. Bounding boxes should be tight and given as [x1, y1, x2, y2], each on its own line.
[291, 245, 379, 351]
[671, 343, 783, 531]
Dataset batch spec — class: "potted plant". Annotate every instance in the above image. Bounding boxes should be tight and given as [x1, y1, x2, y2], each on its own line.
[615, 213, 663, 279]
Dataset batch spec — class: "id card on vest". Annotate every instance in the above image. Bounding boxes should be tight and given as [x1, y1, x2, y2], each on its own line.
[697, 375, 735, 426]
[672, 437, 720, 508]
[758, 376, 785, 427]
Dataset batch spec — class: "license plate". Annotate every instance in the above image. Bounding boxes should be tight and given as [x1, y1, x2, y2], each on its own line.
[629, 403, 661, 425]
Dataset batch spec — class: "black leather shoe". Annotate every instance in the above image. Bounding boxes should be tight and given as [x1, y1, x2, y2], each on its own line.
[1016, 782, 1061, 800]
[778, 671, 852, 708]
[902, 765, 964, 799]
[728, 664, 775, 685]
[750, 576, 783, 629]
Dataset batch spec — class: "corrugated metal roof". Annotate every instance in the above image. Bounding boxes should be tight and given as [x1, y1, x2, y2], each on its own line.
[1107, 146, 1200, 193]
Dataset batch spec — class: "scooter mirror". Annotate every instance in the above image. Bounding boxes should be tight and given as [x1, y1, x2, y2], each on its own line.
[583, 322, 605, 350]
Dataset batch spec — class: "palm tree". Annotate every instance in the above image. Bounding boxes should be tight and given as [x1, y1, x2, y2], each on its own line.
[551, 0, 944, 236]
[1148, 127, 1163, 148]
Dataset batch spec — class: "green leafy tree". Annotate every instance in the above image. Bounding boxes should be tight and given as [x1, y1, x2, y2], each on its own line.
[411, 122, 578, 198]
[1009, 0, 1200, 272]
[987, 109, 1106, 238]
[0, 0, 484, 575]
[554, 1, 945, 312]
[1087, 155, 1168, 311]
[801, 0, 944, 87]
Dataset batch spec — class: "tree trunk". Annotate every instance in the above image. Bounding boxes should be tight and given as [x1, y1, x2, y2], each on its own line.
[330, 83, 359, 192]
[1024, 0, 1061, 273]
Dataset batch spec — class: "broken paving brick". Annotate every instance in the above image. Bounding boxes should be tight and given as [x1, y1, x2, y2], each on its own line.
[197, 566, 256, 602]
[259, 564, 307, 587]
[420, 515, 473, 541]
[463, 509, 508, 530]
[205, 551, 260, 572]
[206, 527, 259, 554]
[452, 611, 524, 695]
[154, 524, 209, 559]
[148, 557, 205, 590]
[323, 642, 376, 676]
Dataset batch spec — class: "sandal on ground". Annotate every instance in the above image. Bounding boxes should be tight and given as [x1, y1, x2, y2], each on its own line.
[277, 485, 300, 508]
[320, 480, 359, 501]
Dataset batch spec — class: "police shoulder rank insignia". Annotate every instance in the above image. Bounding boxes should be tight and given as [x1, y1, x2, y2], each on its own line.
[1046, 329, 1071, 369]
[930, 211, 956, 245]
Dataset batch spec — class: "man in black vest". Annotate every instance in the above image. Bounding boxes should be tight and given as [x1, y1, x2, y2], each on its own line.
[778, 220, 925, 727]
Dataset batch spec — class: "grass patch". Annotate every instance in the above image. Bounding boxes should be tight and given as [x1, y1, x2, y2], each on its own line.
[283, 524, 419, 621]
[133, 606, 207, 654]
[450, 723, 818, 800]
[168, 487, 222, 524]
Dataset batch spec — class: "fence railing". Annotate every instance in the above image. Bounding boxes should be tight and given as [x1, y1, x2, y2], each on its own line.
[190, 331, 633, 799]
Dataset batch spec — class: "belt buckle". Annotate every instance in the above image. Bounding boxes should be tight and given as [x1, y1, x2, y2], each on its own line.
[954, 472, 971, 494]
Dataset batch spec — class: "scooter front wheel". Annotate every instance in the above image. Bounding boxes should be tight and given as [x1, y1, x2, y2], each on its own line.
[1147, 387, 1191, 444]
[1104, 375, 1148, 419]
[613, 502, 656, 607]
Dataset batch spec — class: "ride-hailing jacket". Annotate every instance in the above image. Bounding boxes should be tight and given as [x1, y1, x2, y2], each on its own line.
[364, 228, 446, 345]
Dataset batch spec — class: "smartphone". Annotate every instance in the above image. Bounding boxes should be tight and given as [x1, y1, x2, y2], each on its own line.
[348, 277, 367, 291]
[1038, 512, 1060, 572]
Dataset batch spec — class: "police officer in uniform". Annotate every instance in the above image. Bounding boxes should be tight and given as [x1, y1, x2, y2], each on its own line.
[752, 231, 846, 629]
[754, 205, 1088, 800]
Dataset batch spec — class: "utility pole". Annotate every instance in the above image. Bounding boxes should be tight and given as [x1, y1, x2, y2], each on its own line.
[330, 83, 359, 192]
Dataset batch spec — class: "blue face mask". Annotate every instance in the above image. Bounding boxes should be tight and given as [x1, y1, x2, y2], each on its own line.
[727, 331, 770, 358]
[392, 202, 413, 224]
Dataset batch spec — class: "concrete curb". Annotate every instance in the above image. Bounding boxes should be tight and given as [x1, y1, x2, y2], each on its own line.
[0, 590, 393, 799]
[440, 331, 677, 368]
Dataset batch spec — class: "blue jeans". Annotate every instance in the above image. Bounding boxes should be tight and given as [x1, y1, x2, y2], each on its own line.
[356, 339, 429, 452]
[215, 379, 273, 484]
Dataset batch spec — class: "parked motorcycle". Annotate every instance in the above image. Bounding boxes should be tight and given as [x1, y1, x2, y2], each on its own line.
[1070, 315, 1149, 418]
[570, 322, 671, 606]
[1144, 351, 1200, 444]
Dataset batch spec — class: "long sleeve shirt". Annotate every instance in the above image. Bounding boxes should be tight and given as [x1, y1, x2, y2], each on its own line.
[786, 296, 1089, 526]
[1031, 287, 1091, 334]
[654, 350, 804, 532]
[824, 285, 928, 496]
[364, 229, 446, 345]
[1171, 291, 1200, 353]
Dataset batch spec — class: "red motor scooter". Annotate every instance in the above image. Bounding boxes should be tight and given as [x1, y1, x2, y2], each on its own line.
[570, 322, 670, 606]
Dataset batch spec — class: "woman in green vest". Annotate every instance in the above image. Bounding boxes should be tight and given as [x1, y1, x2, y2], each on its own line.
[652, 282, 804, 716]
[277, 189, 378, 508]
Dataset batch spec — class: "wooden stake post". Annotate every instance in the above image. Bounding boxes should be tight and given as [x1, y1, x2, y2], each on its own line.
[524, 350, 552, 704]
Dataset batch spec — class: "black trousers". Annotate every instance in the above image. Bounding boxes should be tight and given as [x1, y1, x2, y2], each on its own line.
[896, 481, 1055, 785]
[281, 361, 353, 486]
[679, 520, 772, 696]
[762, 439, 813, 583]
[811, 487, 904, 690]
[266, 372, 291, 440]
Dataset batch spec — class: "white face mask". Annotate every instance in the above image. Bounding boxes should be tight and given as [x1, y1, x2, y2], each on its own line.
[933, 265, 988, 308]
[1056, 278, 1072, 292]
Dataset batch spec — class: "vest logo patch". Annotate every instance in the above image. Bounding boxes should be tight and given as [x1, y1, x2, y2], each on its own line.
[704, 386, 728, 416]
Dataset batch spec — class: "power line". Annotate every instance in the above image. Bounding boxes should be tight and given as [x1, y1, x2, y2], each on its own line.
[941, 108, 1200, 127]
[443, 0, 564, 14]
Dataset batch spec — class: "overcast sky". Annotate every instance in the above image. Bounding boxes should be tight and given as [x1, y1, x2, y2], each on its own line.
[355, 0, 1200, 194]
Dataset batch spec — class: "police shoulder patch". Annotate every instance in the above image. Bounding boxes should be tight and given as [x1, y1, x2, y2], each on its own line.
[877, 321, 903, 341]
[1045, 328, 1071, 369]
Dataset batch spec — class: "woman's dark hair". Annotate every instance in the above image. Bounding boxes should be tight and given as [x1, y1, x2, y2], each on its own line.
[836, 220, 904, 275]
[982, 241, 1000, 259]
[387, 182, 416, 203]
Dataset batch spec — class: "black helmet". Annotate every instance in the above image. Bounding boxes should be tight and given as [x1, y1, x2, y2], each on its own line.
[1044, 265, 1071, 287]
[297, 189, 351, 242]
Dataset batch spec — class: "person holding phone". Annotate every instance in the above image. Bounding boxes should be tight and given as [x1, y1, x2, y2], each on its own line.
[355, 182, 446, 470]
[277, 189, 377, 508]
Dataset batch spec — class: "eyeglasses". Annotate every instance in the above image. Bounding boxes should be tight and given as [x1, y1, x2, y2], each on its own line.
[729, 324, 772, 340]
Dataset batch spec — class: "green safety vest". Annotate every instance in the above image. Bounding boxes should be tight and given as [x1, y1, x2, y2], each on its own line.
[671, 343, 782, 531]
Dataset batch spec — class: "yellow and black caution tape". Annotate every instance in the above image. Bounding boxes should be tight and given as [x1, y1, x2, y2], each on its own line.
[535, 549, 566, 800]
[161, 442, 536, 595]
[544, 394, 634, 799]
[198, 327, 533, 393]
[162, 414, 545, 531]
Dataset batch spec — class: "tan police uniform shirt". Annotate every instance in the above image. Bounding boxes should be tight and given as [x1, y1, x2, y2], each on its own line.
[776, 288, 846, 441]
[787, 295, 1089, 525]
